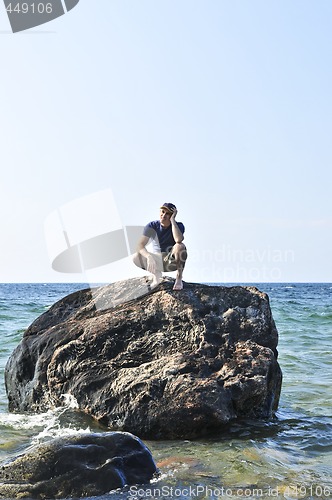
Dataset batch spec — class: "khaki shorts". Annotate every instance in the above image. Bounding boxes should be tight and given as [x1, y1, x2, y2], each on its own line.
[136, 252, 177, 272]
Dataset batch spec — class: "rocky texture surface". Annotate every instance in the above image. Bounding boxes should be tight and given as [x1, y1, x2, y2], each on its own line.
[0, 431, 157, 499]
[5, 277, 282, 439]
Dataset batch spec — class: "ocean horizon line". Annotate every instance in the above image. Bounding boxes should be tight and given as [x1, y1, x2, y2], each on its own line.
[1, 281, 332, 285]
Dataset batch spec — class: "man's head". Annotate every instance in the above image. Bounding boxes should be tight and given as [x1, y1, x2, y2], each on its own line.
[160, 202, 176, 215]
[159, 202, 176, 227]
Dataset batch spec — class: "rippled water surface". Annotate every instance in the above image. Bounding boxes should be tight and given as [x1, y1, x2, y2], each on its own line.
[0, 283, 331, 499]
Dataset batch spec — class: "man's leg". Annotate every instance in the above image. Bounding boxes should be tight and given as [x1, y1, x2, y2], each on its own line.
[132, 253, 163, 286]
[171, 243, 187, 290]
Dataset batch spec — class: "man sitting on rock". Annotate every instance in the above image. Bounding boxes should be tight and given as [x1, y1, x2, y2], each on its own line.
[133, 203, 187, 290]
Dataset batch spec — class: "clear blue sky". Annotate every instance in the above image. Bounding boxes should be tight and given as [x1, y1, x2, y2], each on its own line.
[1, 0, 331, 283]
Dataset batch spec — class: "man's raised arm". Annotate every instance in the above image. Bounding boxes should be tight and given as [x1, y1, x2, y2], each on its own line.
[170, 209, 184, 243]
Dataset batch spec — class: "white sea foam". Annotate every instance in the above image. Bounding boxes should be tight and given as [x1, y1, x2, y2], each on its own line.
[0, 409, 57, 430]
[0, 394, 79, 430]
[31, 422, 91, 446]
[60, 392, 79, 409]
[0, 394, 91, 448]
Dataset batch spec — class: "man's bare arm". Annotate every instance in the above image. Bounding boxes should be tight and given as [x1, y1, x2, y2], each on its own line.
[137, 235, 150, 258]
[136, 235, 156, 274]
[170, 209, 184, 243]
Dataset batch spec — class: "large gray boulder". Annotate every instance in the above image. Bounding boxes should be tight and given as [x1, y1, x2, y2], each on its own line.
[5, 278, 282, 439]
[0, 431, 157, 499]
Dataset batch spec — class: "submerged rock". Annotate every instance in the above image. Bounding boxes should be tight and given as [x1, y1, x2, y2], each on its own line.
[5, 277, 282, 439]
[0, 431, 157, 499]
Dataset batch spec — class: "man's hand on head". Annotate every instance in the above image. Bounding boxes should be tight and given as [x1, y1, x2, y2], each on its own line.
[170, 208, 178, 222]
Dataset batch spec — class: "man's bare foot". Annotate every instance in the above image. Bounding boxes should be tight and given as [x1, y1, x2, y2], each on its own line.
[151, 272, 162, 287]
[173, 278, 183, 290]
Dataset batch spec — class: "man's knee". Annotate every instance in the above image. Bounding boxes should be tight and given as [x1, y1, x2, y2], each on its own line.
[172, 243, 187, 262]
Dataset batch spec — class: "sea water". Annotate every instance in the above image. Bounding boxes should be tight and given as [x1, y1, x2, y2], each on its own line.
[0, 283, 331, 499]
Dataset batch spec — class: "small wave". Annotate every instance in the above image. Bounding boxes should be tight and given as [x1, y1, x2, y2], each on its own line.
[31, 421, 91, 447]
[309, 312, 332, 321]
[0, 394, 79, 430]
[0, 394, 93, 451]
[0, 410, 57, 431]
[274, 413, 332, 456]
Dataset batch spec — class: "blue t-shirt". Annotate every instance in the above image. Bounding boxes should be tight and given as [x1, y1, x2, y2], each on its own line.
[143, 220, 185, 253]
